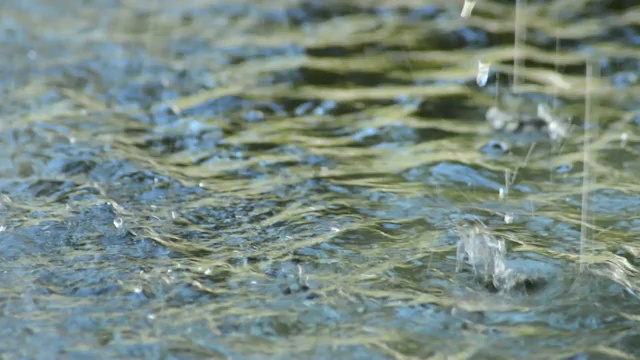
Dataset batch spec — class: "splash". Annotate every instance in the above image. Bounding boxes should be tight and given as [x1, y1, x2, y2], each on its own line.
[456, 225, 518, 291]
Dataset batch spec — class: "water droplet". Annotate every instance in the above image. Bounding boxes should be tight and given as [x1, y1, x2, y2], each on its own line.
[171, 211, 177, 219]
[113, 217, 123, 229]
[461, 0, 477, 18]
[147, 314, 156, 320]
[477, 59, 490, 87]
[621, 132, 628, 146]
[504, 213, 514, 224]
[0, 224, 6, 232]
[133, 287, 142, 294]
[204, 268, 212, 275]
[537, 103, 553, 122]
[499, 187, 505, 200]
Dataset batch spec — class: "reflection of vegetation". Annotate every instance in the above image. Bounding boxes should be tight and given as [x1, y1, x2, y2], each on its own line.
[1, 0, 639, 358]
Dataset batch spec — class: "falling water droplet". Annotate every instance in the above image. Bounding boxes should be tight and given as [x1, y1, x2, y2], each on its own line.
[477, 59, 490, 87]
[113, 217, 123, 229]
[621, 132, 628, 146]
[504, 213, 514, 224]
[461, 0, 477, 18]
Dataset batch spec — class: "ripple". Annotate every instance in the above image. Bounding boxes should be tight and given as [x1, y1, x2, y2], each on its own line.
[0, 0, 639, 358]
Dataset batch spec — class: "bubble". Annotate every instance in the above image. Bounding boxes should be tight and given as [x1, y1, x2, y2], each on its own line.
[113, 217, 123, 229]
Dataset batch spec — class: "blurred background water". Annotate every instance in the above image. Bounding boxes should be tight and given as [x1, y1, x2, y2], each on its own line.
[0, 0, 639, 359]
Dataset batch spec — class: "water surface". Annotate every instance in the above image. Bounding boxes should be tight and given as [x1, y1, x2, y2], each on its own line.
[1, 0, 639, 359]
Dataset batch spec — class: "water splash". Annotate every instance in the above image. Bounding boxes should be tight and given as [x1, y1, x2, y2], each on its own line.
[456, 225, 516, 291]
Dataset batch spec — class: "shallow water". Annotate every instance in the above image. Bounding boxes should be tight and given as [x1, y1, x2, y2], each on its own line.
[1, 0, 639, 359]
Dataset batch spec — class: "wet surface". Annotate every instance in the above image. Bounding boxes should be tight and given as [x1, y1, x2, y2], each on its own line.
[1, 0, 640, 359]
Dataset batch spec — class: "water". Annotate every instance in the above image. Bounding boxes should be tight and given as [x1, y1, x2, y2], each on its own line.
[1, 0, 639, 358]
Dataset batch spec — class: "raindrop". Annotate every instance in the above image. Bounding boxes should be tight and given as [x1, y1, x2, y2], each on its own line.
[538, 103, 569, 140]
[477, 59, 490, 87]
[621, 132, 628, 146]
[537, 103, 553, 122]
[504, 213, 514, 224]
[113, 217, 123, 229]
[461, 0, 477, 18]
